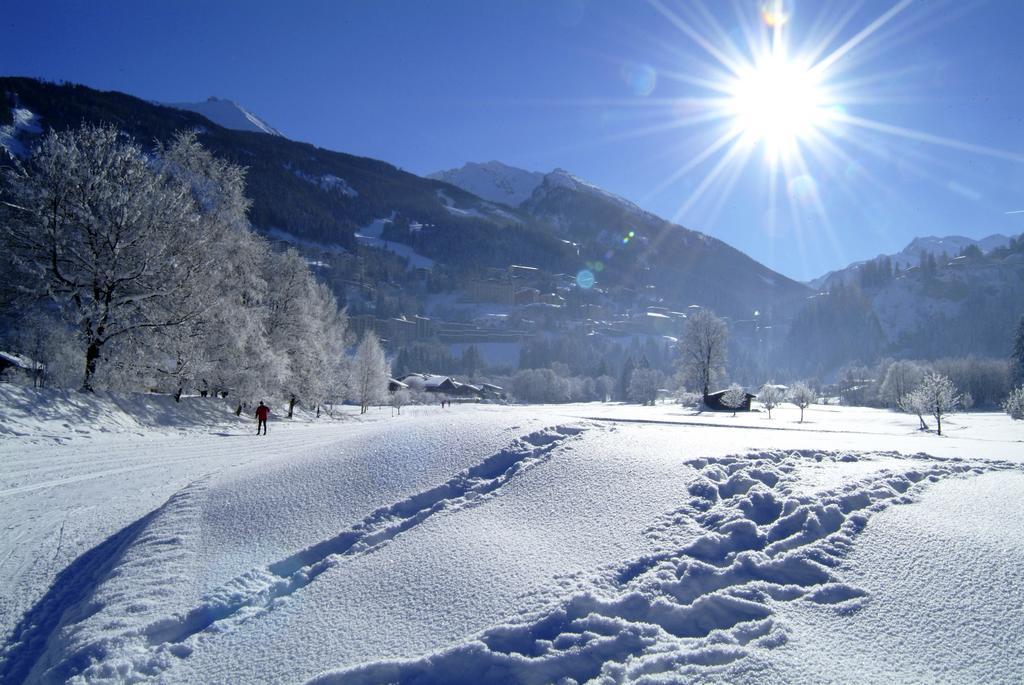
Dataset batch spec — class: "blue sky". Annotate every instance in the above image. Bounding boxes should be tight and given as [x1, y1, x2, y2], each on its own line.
[3, 0, 1023, 280]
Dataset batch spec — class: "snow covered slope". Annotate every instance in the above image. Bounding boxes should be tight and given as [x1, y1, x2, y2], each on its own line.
[3, 391, 1023, 684]
[0, 106, 42, 158]
[428, 161, 545, 208]
[164, 97, 283, 137]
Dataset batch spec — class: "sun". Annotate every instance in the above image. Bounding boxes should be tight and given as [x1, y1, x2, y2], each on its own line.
[727, 53, 826, 156]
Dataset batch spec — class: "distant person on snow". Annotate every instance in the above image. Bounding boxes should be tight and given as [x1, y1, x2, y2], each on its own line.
[255, 401, 270, 435]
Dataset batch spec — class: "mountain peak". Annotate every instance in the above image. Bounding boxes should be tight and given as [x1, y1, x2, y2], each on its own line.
[427, 161, 545, 207]
[164, 97, 283, 137]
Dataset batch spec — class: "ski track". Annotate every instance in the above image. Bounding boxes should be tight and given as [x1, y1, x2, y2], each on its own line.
[2, 424, 587, 684]
[312, 450, 1021, 685]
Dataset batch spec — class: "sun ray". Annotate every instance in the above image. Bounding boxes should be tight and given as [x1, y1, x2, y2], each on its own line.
[647, 0, 750, 77]
[810, 0, 914, 77]
[672, 134, 753, 222]
[640, 127, 744, 205]
[836, 112, 1024, 163]
[800, 1, 866, 67]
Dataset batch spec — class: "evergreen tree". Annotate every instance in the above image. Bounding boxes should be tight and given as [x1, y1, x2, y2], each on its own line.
[617, 356, 636, 401]
[1012, 315, 1024, 388]
[461, 345, 483, 378]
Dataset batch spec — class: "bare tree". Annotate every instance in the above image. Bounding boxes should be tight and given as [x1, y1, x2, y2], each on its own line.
[721, 383, 746, 417]
[678, 308, 727, 398]
[758, 383, 784, 419]
[909, 372, 959, 435]
[352, 332, 389, 414]
[787, 382, 815, 423]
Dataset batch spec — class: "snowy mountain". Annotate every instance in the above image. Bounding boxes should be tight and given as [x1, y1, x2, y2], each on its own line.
[784, 234, 1024, 375]
[431, 162, 650, 217]
[901, 234, 1013, 266]
[428, 160, 545, 207]
[809, 233, 1016, 290]
[164, 96, 284, 137]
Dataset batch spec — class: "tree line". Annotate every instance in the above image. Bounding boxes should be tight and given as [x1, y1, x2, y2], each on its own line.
[0, 124, 391, 414]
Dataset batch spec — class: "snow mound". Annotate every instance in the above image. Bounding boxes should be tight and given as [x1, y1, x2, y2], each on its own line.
[312, 450, 1015, 684]
[5, 425, 587, 683]
[0, 385, 243, 444]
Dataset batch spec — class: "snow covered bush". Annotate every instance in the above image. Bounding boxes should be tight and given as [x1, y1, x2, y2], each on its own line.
[676, 390, 702, 409]
[390, 388, 411, 416]
[758, 383, 784, 419]
[787, 382, 815, 423]
[721, 383, 746, 416]
[1005, 386, 1024, 420]
[909, 372, 959, 436]
[510, 368, 571, 404]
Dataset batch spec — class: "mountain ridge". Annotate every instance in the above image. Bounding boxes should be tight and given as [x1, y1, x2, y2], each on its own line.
[809, 232, 1017, 290]
[0, 77, 809, 321]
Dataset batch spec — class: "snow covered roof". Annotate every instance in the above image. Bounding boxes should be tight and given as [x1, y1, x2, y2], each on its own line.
[397, 373, 456, 390]
[0, 351, 40, 370]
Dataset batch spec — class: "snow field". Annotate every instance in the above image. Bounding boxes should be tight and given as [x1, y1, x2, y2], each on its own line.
[314, 450, 1016, 684]
[1, 392, 1023, 683]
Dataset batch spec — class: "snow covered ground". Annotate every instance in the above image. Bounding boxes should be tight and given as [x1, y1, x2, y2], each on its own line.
[1, 388, 1022, 684]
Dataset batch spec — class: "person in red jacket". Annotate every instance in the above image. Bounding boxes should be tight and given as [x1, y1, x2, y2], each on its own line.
[255, 401, 270, 435]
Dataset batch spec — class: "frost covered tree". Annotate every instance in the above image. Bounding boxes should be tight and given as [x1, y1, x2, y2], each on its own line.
[758, 383, 784, 419]
[879, 360, 925, 409]
[511, 368, 570, 404]
[721, 383, 746, 416]
[594, 375, 615, 402]
[909, 373, 959, 435]
[390, 388, 410, 416]
[678, 308, 727, 397]
[263, 249, 349, 417]
[0, 124, 212, 390]
[628, 368, 660, 405]
[1005, 386, 1024, 420]
[787, 382, 815, 423]
[127, 131, 261, 400]
[352, 332, 389, 414]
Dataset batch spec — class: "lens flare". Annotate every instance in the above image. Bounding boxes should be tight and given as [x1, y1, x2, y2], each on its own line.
[621, 62, 658, 96]
[576, 269, 596, 289]
[760, 1, 790, 27]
